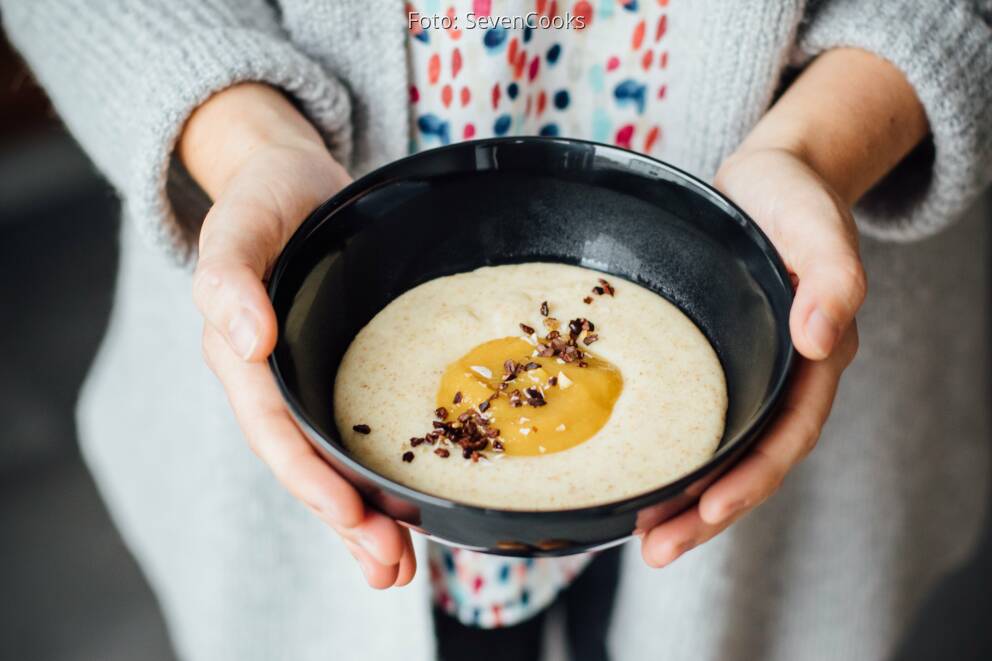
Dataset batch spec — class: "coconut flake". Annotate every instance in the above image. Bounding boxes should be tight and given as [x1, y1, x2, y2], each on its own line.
[470, 365, 493, 378]
[557, 372, 573, 389]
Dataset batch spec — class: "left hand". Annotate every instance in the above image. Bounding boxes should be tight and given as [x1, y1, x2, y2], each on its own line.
[640, 147, 865, 567]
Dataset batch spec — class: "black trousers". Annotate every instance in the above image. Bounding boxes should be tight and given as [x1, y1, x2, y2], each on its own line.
[433, 546, 623, 661]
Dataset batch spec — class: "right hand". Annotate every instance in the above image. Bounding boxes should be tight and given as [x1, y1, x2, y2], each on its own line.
[183, 84, 416, 588]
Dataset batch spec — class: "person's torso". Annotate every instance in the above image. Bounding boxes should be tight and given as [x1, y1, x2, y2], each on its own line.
[275, 0, 806, 179]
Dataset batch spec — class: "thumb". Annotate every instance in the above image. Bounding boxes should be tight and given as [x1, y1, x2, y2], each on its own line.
[192, 201, 284, 362]
[789, 236, 867, 361]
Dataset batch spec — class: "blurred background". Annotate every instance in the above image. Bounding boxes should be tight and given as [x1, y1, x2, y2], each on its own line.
[1, 30, 990, 661]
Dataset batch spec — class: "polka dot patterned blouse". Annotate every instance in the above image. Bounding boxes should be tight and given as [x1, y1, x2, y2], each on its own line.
[407, 0, 673, 628]
[408, 0, 670, 154]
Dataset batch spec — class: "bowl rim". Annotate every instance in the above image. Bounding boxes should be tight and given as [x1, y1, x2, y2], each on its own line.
[268, 136, 796, 519]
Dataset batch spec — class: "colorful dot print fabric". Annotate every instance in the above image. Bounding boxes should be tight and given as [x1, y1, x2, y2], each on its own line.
[429, 544, 593, 628]
[409, 1, 672, 627]
[408, 0, 671, 154]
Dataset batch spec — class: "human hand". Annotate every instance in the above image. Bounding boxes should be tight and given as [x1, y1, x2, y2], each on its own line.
[640, 47, 928, 568]
[640, 147, 864, 567]
[183, 84, 416, 588]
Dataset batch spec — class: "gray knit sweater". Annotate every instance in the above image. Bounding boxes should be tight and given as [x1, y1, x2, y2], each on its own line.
[4, 2, 991, 660]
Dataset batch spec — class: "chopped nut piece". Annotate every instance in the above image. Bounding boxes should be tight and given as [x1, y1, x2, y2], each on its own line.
[453, 391, 463, 404]
[540, 301, 549, 317]
[402, 451, 415, 463]
[583, 333, 599, 345]
[435, 407, 448, 420]
[520, 323, 536, 335]
[509, 389, 523, 407]
[479, 400, 490, 413]
[352, 424, 371, 434]
[523, 362, 541, 371]
[435, 447, 450, 458]
[410, 437, 425, 447]
[525, 387, 547, 407]
[583, 296, 593, 304]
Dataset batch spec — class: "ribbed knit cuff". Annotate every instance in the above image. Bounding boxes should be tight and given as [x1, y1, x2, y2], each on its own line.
[128, 28, 353, 263]
[799, 1, 992, 241]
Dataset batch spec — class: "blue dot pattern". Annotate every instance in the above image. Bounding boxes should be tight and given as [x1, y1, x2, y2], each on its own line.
[483, 26, 508, 51]
[493, 114, 512, 135]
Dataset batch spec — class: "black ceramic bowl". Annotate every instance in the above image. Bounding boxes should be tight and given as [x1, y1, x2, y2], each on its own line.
[268, 137, 794, 556]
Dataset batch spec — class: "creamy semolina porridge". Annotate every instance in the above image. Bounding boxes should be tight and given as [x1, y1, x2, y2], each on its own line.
[334, 262, 726, 510]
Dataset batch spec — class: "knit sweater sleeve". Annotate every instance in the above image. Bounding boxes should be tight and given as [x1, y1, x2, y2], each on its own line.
[797, 0, 992, 241]
[1, 0, 352, 263]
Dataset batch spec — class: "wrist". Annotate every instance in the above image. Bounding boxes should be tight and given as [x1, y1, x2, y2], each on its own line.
[728, 121, 848, 203]
[729, 48, 927, 207]
[179, 82, 330, 200]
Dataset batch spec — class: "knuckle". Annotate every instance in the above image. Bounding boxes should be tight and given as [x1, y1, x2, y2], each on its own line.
[844, 324, 861, 365]
[837, 256, 868, 307]
[191, 261, 224, 307]
[796, 417, 822, 460]
[200, 328, 218, 373]
[751, 447, 787, 495]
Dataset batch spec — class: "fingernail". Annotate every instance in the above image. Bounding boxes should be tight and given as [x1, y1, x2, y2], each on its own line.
[719, 499, 746, 523]
[355, 553, 374, 581]
[355, 530, 389, 565]
[805, 308, 839, 358]
[228, 309, 258, 360]
[655, 539, 694, 568]
[345, 542, 375, 581]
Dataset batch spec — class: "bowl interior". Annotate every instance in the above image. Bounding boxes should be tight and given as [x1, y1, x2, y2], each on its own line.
[270, 138, 793, 506]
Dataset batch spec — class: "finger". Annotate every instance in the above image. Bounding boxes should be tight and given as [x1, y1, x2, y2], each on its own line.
[698, 325, 858, 525]
[192, 199, 284, 362]
[392, 532, 418, 587]
[339, 510, 407, 567]
[206, 326, 410, 571]
[641, 506, 708, 568]
[204, 326, 365, 529]
[344, 539, 401, 589]
[787, 209, 866, 361]
[641, 505, 749, 568]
